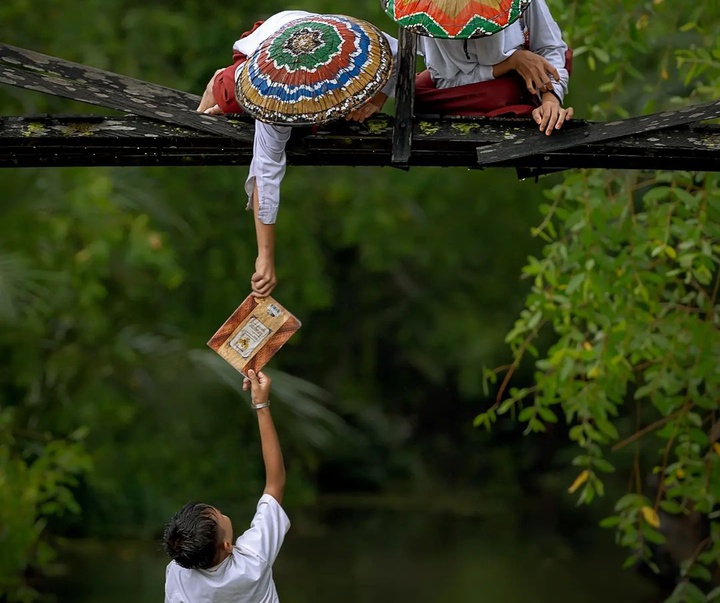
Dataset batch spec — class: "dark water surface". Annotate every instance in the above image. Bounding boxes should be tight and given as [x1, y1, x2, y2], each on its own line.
[45, 504, 660, 603]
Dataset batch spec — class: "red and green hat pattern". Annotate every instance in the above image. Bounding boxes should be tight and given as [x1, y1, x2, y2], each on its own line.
[237, 15, 394, 125]
[382, 0, 533, 39]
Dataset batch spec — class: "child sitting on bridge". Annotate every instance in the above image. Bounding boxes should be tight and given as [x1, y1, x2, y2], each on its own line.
[414, 0, 574, 135]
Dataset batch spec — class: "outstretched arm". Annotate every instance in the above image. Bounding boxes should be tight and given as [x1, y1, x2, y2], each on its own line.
[246, 122, 292, 297]
[243, 370, 286, 503]
[252, 182, 277, 297]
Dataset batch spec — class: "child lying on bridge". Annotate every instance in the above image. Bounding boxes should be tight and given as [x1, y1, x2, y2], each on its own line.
[196, 10, 398, 298]
[195, 6, 572, 298]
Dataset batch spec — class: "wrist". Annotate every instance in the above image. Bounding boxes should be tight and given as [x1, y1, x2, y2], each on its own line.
[372, 92, 388, 107]
[542, 90, 561, 104]
[251, 399, 270, 409]
[493, 54, 513, 78]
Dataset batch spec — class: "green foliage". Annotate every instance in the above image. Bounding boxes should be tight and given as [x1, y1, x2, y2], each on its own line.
[3, 0, 719, 601]
[0, 1, 550, 597]
[0, 409, 91, 602]
[482, 1, 720, 599]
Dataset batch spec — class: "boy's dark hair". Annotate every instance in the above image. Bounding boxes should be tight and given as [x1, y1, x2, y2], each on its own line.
[163, 502, 220, 569]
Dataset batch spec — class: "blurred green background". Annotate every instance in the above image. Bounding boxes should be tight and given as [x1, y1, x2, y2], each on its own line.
[1, 1, 718, 602]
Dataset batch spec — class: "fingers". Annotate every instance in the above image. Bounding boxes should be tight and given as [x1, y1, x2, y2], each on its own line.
[524, 75, 538, 95]
[542, 106, 559, 135]
[530, 65, 549, 94]
[256, 370, 269, 387]
[346, 102, 381, 124]
[518, 56, 560, 94]
[203, 104, 222, 115]
[346, 107, 370, 123]
[554, 107, 569, 131]
[251, 271, 274, 288]
[250, 276, 277, 298]
[536, 73, 554, 93]
[196, 69, 224, 112]
[196, 94, 212, 113]
[534, 104, 573, 135]
[537, 104, 554, 135]
[247, 369, 271, 403]
[251, 275, 276, 291]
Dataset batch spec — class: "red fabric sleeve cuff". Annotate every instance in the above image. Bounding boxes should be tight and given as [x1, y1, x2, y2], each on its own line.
[211, 21, 266, 114]
[212, 62, 244, 114]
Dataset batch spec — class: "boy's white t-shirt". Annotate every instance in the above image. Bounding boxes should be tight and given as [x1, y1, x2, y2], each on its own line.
[164, 494, 291, 603]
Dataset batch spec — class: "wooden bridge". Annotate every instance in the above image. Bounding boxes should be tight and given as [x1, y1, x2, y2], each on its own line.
[2, 38, 720, 176]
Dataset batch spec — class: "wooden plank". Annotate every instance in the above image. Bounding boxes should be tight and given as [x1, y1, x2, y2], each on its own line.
[1, 115, 720, 171]
[476, 99, 720, 166]
[391, 28, 417, 166]
[0, 43, 251, 141]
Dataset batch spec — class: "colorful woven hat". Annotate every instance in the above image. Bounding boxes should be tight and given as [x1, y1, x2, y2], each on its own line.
[236, 15, 394, 126]
[382, 0, 533, 39]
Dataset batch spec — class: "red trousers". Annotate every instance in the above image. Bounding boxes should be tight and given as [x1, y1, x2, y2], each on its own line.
[413, 49, 573, 117]
[414, 70, 539, 117]
[212, 20, 265, 114]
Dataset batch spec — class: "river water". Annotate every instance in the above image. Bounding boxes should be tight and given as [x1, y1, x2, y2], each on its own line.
[45, 503, 660, 603]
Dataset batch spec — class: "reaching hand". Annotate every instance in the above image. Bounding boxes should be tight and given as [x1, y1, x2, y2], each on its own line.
[242, 369, 272, 406]
[251, 255, 277, 298]
[196, 69, 223, 114]
[532, 95, 574, 135]
[345, 92, 388, 123]
[510, 49, 560, 96]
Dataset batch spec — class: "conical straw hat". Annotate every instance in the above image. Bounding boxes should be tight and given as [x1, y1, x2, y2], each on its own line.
[237, 14, 394, 126]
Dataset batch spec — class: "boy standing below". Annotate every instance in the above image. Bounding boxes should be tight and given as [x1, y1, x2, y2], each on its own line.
[163, 369, 289, 603]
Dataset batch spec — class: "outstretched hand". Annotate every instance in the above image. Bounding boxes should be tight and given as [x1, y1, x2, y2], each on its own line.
[509, 49, 560, 96]
[243, 369, 272, 406]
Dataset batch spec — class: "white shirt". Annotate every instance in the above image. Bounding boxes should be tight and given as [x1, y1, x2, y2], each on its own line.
[164, 494, 291, 603]
[417, 0, 569, 102]
[233, 11, 399, 224]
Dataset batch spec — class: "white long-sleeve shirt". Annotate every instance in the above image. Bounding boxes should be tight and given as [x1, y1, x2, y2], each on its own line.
[417, 0, 569, 102]
[234, 11, 399, 224]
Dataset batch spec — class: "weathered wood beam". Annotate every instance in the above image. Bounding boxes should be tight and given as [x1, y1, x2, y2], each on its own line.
[391, 28, 417, 166]
[2, 114, 720, 172]
[476, 98, 720, 166]
[0, 43, 249, 140]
